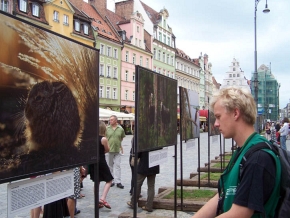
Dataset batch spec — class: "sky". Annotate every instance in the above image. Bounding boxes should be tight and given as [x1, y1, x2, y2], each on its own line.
[108, 0, 290, 108]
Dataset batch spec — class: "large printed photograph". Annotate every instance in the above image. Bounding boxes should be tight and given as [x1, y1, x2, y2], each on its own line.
[180, 88, 200, 141]
[209, 111, 220, 136]
[136, 67, 177, 152]
[0, 13, 99, 182]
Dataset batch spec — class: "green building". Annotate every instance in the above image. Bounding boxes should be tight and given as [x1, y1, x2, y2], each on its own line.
[251, 64, 280, 122]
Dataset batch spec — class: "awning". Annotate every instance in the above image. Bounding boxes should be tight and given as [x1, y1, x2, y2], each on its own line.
[199, 110, 208, 118]
[99, 108, 134, 120]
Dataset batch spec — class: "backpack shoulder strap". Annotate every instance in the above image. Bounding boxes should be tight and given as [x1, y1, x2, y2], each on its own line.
[239, 141, 278, 179]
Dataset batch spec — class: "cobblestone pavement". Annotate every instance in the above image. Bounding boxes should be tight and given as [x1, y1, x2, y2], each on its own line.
[1, 133, 288, 218]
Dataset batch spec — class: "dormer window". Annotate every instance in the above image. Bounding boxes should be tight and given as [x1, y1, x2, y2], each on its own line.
[19, 0, 27, 12]
[83, 23, 89, 35]
[74, 20, 80, 32]
[31, 3, 40, 17]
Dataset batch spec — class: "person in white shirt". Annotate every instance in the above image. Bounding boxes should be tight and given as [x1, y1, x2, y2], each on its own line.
[279, 117, 289, 150]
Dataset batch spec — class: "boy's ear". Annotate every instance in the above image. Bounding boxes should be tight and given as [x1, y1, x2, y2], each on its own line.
[233, 108, 240, 120]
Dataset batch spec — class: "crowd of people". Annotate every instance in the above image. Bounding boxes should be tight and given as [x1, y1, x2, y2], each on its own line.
[264, 117, 290, 150]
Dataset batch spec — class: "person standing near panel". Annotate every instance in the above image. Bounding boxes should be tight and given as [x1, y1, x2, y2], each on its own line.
[106, 115, 125, 189]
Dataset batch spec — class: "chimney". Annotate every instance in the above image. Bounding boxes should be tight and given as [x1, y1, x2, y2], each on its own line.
[115, 0, 134, 19]
[90, 0, 107, 15]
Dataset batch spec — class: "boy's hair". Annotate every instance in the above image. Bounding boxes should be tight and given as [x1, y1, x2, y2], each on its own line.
[99, 121, 107, 136]
[210, 86, 256, 125]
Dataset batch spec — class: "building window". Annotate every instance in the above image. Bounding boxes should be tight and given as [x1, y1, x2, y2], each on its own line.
[237, 73, 240, 77]
[113, 88, 117, 99]
[125, 71, 128, 81]
[176, 62, 179, 69]
[167, 54, 169, 64]
[125, 90, 128, 100]
[100, 44, 104, 55]
[132, 72, 135, 82]
[106, 87, 111, 98]
[167, 37, 170, 46]
[227, 81, 230, 85]
[163, 52, 165, 62]
[31, 3, 40, 17]
[132, 54, 136, 64]
[74, 20, 80, 32]
[1, 0, 9, 12]
[137, 26, 139, 32]
[53, 11, 59, 22]
[113, 67, 117, 79]
[107, 46, 111, 57]
[99, 64, 104, 76]
[146, 58, 149, 68]
[153, 48, 156, 59]
[233, 81, 236, 85]
[233, 74, 236, 77]
[171, 72, 174, 78]
[107, 66, 111, 77]
[63, 14, 69, 25]
[167, 71, 170, 77]
[125, 51, 129, 62]
[163, 34, 166, 44]
[171, 56, 174, 65]
[83, 23, 89, 35]
[233, 63, 235, 66]
[113, 48, 118, 58]
[158, 50, 161, 61]
[159, 32, 162, 41]
[133, 91, 135, 101]
[181, 64, 183, 72]
[229, 74, 232, 77]
[233, 67, 235, 71]
[139, 40, 141, 47]
[19, 0, 27, 12]
[135, 38, 137, 46]
[99, 86, 103, 98]
[158, 68, 161, 74]
[140, 56, 143, 66]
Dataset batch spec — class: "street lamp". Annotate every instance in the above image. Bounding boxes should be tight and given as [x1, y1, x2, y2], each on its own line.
[254, 0, 270, 132]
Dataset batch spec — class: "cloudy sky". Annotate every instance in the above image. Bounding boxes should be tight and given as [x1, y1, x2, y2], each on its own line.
[109, 0, 290, 108]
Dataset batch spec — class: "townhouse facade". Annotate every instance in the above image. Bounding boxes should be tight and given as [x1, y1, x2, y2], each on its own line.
[72, 0, 123, 111]
[221, 58, 250, 91]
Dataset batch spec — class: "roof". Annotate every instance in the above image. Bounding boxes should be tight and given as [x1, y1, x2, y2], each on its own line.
[105, 9, 127, 32]
[140, 1, 161, 25]
[71, 1, 121, 44]
[176, 48, 200, 67]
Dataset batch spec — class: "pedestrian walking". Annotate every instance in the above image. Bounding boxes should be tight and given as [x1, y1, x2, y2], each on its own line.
[279, 117, 289, 150]
[106, 115, 126, 189]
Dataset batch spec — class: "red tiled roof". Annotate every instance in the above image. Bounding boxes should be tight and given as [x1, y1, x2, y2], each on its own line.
[140, 1, 161, 25]
[105, 9, 126, 32]
[71, 1, 121, 44]
[176, 48, 200, 67]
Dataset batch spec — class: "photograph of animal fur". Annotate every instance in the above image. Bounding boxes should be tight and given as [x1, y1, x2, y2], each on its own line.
[136, 66, 177, 152]
[0, 12, 99, 183]
[209, 111, 220, 136]
[180, 88, 200, 141]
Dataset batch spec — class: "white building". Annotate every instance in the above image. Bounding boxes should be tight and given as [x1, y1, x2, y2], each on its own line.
[221, 58, 250, 91]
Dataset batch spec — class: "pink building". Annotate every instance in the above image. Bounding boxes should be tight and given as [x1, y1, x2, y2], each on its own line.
[107, 6, 152, 113]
